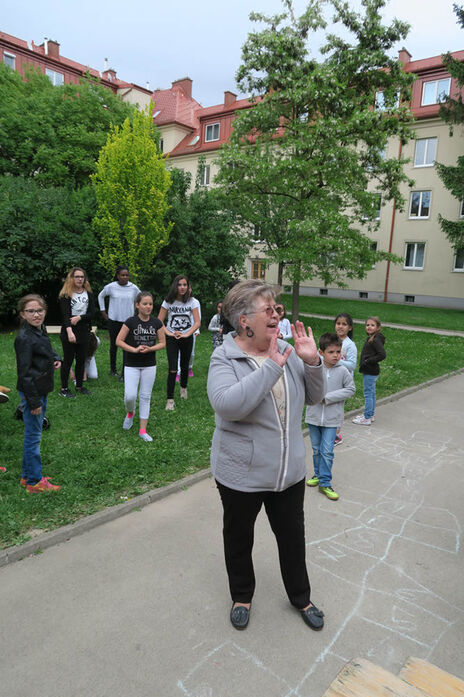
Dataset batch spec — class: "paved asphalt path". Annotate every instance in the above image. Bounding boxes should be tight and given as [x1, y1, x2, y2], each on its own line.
[1, 373, 463, 697]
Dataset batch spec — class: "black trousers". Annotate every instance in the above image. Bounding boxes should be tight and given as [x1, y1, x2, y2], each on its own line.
[165, 334, 193, 397]
[216, 478, 311, 608]
[108, 319, 124, 373]
[60, 337, 88, 389]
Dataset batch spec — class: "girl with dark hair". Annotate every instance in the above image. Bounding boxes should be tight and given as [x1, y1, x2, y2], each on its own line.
[158, 275, 200, 410]
[97, 266, 140, 378]
[59, 267, 95, 398]
[116, 292, 165, 442]
[353, 316, 386, 426]
[14, 294, 61, 492]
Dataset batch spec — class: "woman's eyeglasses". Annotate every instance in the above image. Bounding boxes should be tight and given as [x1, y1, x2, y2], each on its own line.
[24, 309, 45, 315]
[246, 305, 279, 317]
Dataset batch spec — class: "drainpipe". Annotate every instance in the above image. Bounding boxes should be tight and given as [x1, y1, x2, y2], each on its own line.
[383, 140, 403, 302]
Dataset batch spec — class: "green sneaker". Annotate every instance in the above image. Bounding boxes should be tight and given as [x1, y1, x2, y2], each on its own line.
[306, 476, 319, 487]
[318, 486, 339, 501]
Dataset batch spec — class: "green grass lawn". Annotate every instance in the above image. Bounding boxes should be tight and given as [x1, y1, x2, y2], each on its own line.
[0, 324, 463, 549]
[282, 294, 464, 331]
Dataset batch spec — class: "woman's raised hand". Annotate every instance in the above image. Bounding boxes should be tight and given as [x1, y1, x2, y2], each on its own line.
[269, 327, 292, 367]
[291, 321, 319, 366]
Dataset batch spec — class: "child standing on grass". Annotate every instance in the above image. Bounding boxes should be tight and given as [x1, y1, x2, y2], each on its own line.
[352, 316, 386, 426]
[277, 304, 292, 340]
[208, 300, 224, 350]
[14, 294, 62, 493]
[116, 292, 165, 442]
[334, 312, 357, 445]
[306, 332, 355, 500]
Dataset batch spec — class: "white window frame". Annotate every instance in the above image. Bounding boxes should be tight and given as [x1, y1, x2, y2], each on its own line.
[375, 90, 400, 111]
[362, 193, 382, 221]
[45, 68, 64, 86]
[200, 164, 210, 186]
[409, 190, 431, 219]
[3, 52, 15, 70]
[421, 78, 451, 106]
[460, 198, 464, 218]
[404, 242, 426, 270]
[453, 248, 464, 272]
[414, 137, 437, 167]
[205, 123, 220, 142]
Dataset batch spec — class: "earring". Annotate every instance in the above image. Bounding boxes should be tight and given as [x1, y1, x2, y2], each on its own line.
[245, 326, 254, 338]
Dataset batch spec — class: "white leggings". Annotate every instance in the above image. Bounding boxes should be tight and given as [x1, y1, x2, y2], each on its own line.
[124, 366, 157, 420]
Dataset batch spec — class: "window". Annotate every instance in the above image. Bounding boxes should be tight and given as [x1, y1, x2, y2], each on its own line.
[421, 78, 450, 106]
[252, 225, 263, 242]
[404, 243, 425, 270]
[453, 248, 464, 271]
[251, 260, 265, 279]
[189, 134, 200, 146]
[3, 52, 15, 70]
[159, 138, 164, 153]
[359, 292, 368, 299]
[460, 198, 464, 218]
[200, 164, 210, 186]
[363, 193, 382, 220]
[409, 191, 431, 219]
[370, 241, 378, 268]
[319, 288, 328, 296]
[375, 90, 400, 110]
[414, 137, 437, 167]
[205, 123, 220, 142]
[45, 68, 64, 86]
[405, 295, 415, 303]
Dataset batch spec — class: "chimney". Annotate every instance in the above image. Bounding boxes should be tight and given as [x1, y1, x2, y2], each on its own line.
[146, 81, 150, 91]
[104, 57, 109, 71]
[224, 90, 237, 107]
[172, 77, 192, 98]
[398, 47, 411, 65]
[47, 39, 60, 58]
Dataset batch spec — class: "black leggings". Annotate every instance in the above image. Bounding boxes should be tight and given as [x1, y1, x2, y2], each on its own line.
[60, 337, 88, 389]
[165, 334, 193, 398]
[108, 319, 124, 373]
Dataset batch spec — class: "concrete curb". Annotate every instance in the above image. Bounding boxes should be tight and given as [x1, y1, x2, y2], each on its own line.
[2, 367, 463, 567]
[299, 312, 464, 337]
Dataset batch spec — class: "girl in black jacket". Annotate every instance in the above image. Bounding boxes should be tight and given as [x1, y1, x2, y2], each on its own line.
[59, 267, 95, 397]
[352, 316, 386, 426]
[14, 294, 61, 493]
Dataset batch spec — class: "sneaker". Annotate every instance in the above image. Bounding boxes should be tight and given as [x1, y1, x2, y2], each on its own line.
[180, 387, 188, 400]
[76, 386, 91, 395]
[0, 466, 6, 473]
[188, 369, 194, 378]
[119, 375, 124, 383]
[0, 391, 9, 403]
[352, 414, 371, 425]
[21, 475, 53, 487]
[318, 485, 339, 501]
[371, 415, 375, 422]
[110, 370, 119, 378]
[59, 388, 76, 398]
[123, 414, 134, 430]
[334, 434, 343, 446]
[42, 416, 50, 430]
[26, 477, 61, 493]
[306, 476, 319, 487]
[165, 399, 175, 411]
[139, 432, 153, 442]
[175, 373, 180, 383]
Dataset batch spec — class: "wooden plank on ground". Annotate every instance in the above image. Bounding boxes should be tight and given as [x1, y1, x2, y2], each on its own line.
[399, 657, 464, 697]
[322, 658, 432, 697]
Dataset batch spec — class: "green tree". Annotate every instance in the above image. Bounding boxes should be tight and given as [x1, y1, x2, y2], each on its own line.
[436, 4, 464, 254]
[91, 108, 173, 283]
[146, 166, 249, 314]
[216, 0, 414, 318]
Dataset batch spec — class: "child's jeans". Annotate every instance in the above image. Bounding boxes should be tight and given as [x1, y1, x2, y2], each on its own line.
[19, 391, 46, 486]
[307, 424, 337, 487]
[362, 374, 378, 419]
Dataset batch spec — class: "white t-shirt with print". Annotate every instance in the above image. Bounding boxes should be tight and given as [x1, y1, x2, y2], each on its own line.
[161, 297, 200, 334]
[71, 291, 89, 317]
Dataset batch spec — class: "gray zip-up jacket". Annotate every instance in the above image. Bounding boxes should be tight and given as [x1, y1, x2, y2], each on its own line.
[207, 332, 326, 493]
[305, 362, 355, 428]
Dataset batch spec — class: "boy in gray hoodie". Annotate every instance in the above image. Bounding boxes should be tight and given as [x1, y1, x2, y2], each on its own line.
[306, 333, 355, 501]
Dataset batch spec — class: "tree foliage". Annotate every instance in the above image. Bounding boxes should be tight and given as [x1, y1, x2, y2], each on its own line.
[146, 166, 249, 315]
[436, 3, 464, 252]
[216, 0, 414, 317]
[92, 108, 172, 283]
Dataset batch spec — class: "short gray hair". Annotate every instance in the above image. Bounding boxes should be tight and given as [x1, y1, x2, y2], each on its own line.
[223, 280, 276, 333]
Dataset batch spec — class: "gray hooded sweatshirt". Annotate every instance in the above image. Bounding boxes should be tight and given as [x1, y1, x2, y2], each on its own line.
[305, 362, 355, 428]
[207, 332, 326, 493]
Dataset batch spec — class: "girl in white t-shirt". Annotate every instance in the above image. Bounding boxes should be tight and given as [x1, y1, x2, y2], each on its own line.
[158, 275, 201, 411]
[334, 312, 357, 445]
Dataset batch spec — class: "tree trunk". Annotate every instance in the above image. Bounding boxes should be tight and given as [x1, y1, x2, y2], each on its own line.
[291, 262, 301, 323]
[277, 261, 284, 288]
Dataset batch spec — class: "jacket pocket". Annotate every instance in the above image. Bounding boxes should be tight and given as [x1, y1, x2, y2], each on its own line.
[216, 431, 254, 485]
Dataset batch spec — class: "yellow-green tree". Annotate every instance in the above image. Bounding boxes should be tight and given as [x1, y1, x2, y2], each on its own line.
[92, 107, 172, 283]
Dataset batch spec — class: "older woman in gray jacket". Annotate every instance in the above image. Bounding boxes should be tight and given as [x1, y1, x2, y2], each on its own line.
[207, 280, 326, 631]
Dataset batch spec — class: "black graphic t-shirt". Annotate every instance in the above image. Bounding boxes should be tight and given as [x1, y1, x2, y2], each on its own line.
[123, 315, 163, 367]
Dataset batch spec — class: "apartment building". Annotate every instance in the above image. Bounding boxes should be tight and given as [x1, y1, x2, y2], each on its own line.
[0, 31, 152, 108]
[153, 49, 464, 309]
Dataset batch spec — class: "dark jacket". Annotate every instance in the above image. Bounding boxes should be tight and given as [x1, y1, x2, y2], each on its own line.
[359, 333, 386, 376]
[60, 292, 95, 344]
[15, 323, 61, 409]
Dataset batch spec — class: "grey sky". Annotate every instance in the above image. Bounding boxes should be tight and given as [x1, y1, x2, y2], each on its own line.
[3, 0, 463, 106]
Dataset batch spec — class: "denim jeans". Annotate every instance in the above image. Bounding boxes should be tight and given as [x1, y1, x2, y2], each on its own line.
[19, 391, 46, 485]
[362, 374, 378, 419]
[307, 424, 337, 488]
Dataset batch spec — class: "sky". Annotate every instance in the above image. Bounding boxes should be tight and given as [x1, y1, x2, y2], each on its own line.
[2, 0, 464, 106]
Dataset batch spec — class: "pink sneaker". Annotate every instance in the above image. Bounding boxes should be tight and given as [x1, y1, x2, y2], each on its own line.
[0, 466, 6, 473]
[26, 477, 61, 493]
[188, 369, 194, 378]
[175, 373, 180, 383]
